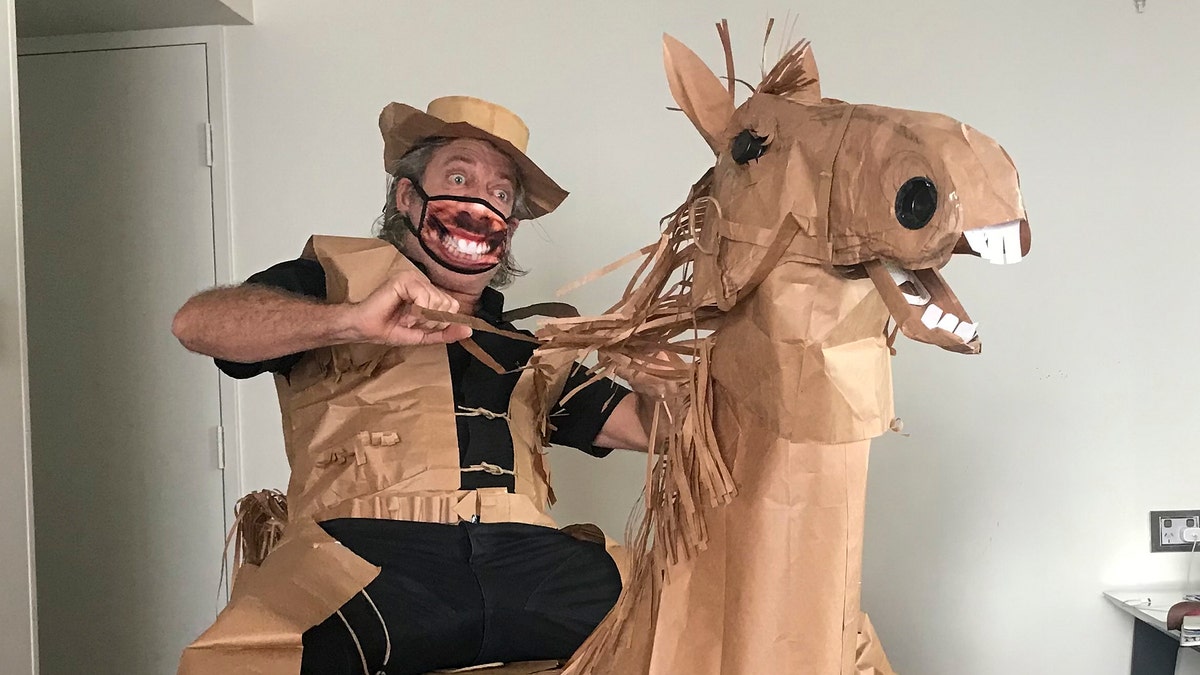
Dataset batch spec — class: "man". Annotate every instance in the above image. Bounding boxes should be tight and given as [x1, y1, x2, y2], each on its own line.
[172, 97, 651, 675]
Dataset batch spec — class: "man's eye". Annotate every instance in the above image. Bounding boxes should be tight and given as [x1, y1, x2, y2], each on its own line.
[495, 190, 509, 202]
[450, 174, 466, 185]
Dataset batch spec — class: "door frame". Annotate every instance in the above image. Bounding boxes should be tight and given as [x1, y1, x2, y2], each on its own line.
[1, 0, 38, 671]
[18, 27, 246, 547]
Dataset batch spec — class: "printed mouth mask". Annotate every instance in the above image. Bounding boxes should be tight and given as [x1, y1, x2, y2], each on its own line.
[407, 182, 514, 275]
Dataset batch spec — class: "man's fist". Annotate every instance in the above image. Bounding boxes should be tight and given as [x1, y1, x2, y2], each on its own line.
[346, 269, 472, 346]
[612, 350, 686, 403]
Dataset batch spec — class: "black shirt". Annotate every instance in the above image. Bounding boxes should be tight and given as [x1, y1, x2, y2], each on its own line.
[215, 257, 630, 493]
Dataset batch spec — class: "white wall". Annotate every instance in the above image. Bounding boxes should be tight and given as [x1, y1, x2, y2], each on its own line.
[0, 0, 36, 671]
[221, 2, 1200, 673]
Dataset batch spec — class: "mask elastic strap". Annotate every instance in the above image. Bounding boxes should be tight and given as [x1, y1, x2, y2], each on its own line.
[409, 180, 509, 221]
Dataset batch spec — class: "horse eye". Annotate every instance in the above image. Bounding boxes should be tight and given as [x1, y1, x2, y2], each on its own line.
[731, 129, 770, 164]
[895, 177, 938, 230]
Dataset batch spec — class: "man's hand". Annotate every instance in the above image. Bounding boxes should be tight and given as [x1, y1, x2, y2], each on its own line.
[595, 351, 687, 452]
[347, 269, 473, 346]
[612, 351, 685, 402]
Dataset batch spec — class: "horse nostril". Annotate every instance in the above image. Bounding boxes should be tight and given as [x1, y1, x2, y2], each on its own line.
[731, 129, 770, 164]
[895, 177, 938, 230]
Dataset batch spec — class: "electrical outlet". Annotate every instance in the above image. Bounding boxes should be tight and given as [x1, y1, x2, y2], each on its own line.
[1149, 510, 1200, 552]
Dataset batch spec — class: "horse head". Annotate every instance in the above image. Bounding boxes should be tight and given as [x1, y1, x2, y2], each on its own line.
[665, 31, 1030, 355]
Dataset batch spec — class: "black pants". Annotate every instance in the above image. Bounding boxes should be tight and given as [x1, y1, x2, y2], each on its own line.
[300, 519, 622, 675]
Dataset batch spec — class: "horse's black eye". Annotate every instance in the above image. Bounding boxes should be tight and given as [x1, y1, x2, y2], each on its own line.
[895, 177, 938, 230]
[731, 129, 769, 164]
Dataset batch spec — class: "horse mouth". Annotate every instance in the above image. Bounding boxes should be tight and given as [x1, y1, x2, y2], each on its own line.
[885, 263, 979, 342]
[864, 219, 1029, 354]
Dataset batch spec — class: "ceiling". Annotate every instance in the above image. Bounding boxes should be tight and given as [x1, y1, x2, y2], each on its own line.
[16, 0, 252, 38]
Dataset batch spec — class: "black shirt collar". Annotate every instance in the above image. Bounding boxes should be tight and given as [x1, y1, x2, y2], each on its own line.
[477, 286, 506, 325]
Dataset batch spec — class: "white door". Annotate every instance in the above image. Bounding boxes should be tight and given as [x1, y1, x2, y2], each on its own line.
[19, 43, 226, 674]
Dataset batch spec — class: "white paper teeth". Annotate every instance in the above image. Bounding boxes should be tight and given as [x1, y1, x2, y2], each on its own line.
[963, 220, 1023, 265]
[953, 321, 978, 341]
[919, 303, 978, 342]
[936, 313, 960, 332]
[921, 304, 943, 329]
[884, 261, 931, 306]
[886, 262, 979, 343]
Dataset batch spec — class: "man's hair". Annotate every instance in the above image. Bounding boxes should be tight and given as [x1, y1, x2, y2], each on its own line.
[375, 136, 530, 288]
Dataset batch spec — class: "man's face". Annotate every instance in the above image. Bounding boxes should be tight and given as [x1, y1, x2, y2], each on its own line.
[396, 138, 519, 278]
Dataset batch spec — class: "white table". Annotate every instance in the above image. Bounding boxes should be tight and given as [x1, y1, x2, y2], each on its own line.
[1105, 588, 1199, 675]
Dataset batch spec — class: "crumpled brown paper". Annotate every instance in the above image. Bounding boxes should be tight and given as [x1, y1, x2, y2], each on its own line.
[525, 20, 1029, 675]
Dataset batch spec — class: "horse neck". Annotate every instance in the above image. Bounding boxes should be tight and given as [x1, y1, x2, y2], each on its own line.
[708, 261, 894, 444]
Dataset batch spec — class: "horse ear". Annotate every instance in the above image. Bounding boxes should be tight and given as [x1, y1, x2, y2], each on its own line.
[663, 33, 734, 155]
[759, 38, 822, 103]
[789, 43, 821, 103]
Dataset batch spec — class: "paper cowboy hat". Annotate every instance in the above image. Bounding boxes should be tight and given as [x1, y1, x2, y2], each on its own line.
[379, 96, 568, 219]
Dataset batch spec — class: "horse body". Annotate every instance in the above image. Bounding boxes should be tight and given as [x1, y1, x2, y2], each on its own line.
[643, 263, 891, 674]
[550, 25, 1028, 675]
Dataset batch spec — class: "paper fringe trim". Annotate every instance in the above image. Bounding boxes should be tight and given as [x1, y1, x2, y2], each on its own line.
[555, 22, 826, 671]
[528, 168, 742, 673]
[227, 489, 289, 576]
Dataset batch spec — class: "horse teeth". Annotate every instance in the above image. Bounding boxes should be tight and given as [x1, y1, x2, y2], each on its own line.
[936, 313, 959, 332]
[905, 281, 931, 306]
[884, 261, 931, 306]
[1000, 225, 1022, 264]
[964, 230, 988, 257]
[918, 306, 978, 342]
[921, 304, 943, 329]
[964, 220, 1023, 265]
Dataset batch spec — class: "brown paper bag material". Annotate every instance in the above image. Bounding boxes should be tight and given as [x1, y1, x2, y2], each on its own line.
[280, 236, 464, 523]
[710, 262, 893, 444]
[430, 662, 564, 674]
[640, 398, 872, 674]
[855, 613, 897, 675]
[179, 521, 379, 675]
[555, 22, 1025, 675]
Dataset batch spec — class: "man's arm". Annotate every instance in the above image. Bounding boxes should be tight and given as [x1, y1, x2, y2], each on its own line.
[172, 266, 471, 363]
[549, 364, 670, 454]
[173, 284, 356, 363]
[593, 393, 652, 452]
[593, 352, 684, 452]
